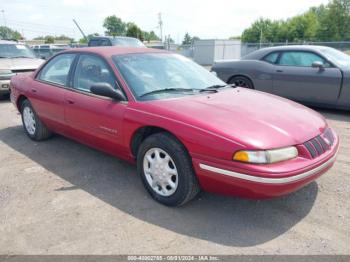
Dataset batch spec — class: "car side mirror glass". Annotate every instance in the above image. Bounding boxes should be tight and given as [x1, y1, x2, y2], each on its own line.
[90, 83, 126, 101]
[312, 61, 325, 70]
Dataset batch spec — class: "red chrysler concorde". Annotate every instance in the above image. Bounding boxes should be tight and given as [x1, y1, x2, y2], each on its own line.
[10, 47, 339, 206]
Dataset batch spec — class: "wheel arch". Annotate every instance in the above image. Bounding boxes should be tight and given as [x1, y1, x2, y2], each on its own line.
[16, 95, 28, 112]
[130, 125, 188, 159]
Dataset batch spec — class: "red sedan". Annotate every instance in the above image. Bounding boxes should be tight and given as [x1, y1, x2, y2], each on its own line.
[10, 47, 339, 206]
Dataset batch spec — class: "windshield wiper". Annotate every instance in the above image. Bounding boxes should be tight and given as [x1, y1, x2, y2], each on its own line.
[203, 84, 230, 89]
[140, 88, 196, 98]
[10, 56, 34, 59]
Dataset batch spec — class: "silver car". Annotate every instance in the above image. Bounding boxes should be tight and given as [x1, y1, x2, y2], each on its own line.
[211, 45, 350, 110]
[0, 40, 44, 98]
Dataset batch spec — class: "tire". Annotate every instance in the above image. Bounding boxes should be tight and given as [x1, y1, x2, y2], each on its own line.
[137, 132, 200, 207]
[229, 76, 254, 89]
[21, 99, 52, 141]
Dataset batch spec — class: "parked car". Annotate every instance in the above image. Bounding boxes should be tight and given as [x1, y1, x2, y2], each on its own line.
[31, 44, 69, 59]
[0, 40, 44, 98]
[10, 47, 338, 206]
[88, 36, 146, 48]
[211, 45, 350, 110]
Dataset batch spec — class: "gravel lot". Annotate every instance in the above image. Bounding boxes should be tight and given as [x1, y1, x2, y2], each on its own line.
[0, 99, 349, 255]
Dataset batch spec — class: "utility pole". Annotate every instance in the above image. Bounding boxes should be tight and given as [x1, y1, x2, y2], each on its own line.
[1, 10, 7, 39]
[259, 27, 263, 49]
[1, 10, 6, 27]
[73, 19, 87, 42]
[158, 12, 163, 43]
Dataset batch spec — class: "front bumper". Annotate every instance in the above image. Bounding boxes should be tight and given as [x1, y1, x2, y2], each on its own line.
[193, 131, 339, 199]
[0, 79, 10, 94]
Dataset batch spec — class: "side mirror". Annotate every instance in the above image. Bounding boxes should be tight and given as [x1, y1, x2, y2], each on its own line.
[90, 83, 126, 101]
[312, 61, 325, 70]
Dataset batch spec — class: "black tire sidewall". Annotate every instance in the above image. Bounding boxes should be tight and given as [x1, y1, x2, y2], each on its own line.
[232, 76, 253, 89]
[137, 133, 196, 206]
[21, 100, 39, 140]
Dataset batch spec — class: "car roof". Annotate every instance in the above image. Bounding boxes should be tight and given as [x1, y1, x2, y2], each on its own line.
[89, 36, 139, 40]
[243, 45, 333, 60]
[0, 40, 20, 45]
[60, 46, 167, 58]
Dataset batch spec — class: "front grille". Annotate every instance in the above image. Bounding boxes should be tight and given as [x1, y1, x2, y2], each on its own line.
[303, 128, 334, 159]
[323, 128, 335, 146]
[11, 69, 35, 74]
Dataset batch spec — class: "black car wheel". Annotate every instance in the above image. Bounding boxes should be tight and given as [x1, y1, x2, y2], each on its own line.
[230, 76, 254, 89]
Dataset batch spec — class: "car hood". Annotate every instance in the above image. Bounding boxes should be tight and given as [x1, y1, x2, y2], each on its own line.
[144, 88, 327, 149]
[0, 58, 44, 71]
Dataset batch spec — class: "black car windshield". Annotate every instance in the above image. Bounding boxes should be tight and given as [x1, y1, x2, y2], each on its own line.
[113, 53, 226, 100]
[321, 48, 350, 67]
[0, 44, 36, 58]
[111, 38, 145, 48]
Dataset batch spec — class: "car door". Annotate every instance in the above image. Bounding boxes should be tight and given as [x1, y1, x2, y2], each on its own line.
[272, 50, 342, 104]
[64, 53, 129, 157]
[32, 53, 76, 133]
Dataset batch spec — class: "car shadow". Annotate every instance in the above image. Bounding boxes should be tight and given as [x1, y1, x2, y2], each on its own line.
[0, 125, 318, 247]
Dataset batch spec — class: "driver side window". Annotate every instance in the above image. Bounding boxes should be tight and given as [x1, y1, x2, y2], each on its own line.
[73, 54, 116, 92]
[278, 51, 330, 67]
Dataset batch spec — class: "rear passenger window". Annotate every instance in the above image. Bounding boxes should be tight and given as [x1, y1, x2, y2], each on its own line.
[38, 54, 75, 86]
[263, 52, 279, 64]
[88, 40, 100, 47]
[100, 39, 111, 46]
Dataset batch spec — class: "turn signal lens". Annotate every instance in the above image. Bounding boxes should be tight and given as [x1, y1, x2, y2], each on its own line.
[233, 146, 298, 164]
[233, 151, 249, 162]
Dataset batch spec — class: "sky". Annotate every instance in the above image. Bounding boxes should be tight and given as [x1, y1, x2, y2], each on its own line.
[1, 0, 330, 43]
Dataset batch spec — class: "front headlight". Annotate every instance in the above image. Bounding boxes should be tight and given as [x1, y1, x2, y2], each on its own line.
[233, 146, 298, 164]
[0, 69, 15, 79]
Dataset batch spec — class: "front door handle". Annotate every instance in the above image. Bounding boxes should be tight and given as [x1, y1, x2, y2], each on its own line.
[66, 99, 75, 105]
[276, 70, 284, 73]
[31, 88, 37, 93]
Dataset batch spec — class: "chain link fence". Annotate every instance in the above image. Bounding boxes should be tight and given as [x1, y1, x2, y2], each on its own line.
[174, 41, 350, 66]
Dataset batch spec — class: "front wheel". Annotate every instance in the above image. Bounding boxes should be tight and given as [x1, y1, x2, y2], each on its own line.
[137, 132, 200, 206]
[229, 76, 254, 89]
[21, 99, 52, 141]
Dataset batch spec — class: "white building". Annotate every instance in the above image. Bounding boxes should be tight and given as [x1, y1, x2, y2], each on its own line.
[193, 39, 242, 65]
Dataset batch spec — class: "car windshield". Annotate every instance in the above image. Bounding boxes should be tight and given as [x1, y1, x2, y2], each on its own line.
[113, 53, 226, 100]
[111, 38, 145, 48]
[321, 48, 350, 67]
[0, 44, 36, 59]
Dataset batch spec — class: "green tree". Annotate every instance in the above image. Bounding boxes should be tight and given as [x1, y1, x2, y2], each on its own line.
[103, 15, 126, 36]
[143, 30, 160, 42]
[241, 0, 350, 43]
[182, 32, 192, 45]
[241, 18, 274, 43]
[0, 26, 23, 40]
[44, 36, 55, 44]
[126, 22, 144, 40]
[317, 0, 350, 41]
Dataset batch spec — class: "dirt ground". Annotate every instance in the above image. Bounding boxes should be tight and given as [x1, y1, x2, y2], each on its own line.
[0, 99, 349, 255]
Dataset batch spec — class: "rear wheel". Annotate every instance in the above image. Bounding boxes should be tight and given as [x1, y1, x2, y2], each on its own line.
[21, 99, 52, 141]
[137, 132, 200, 206]
[229, 76, 254, 89]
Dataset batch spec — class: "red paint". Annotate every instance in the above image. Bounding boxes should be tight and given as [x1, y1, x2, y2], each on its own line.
[10, 47, 339, 199]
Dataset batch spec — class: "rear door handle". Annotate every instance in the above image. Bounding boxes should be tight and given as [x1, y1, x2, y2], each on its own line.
[276, 70, 284, 73]
[66, 99, 75, 105]
[31, 88, 37, 93]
